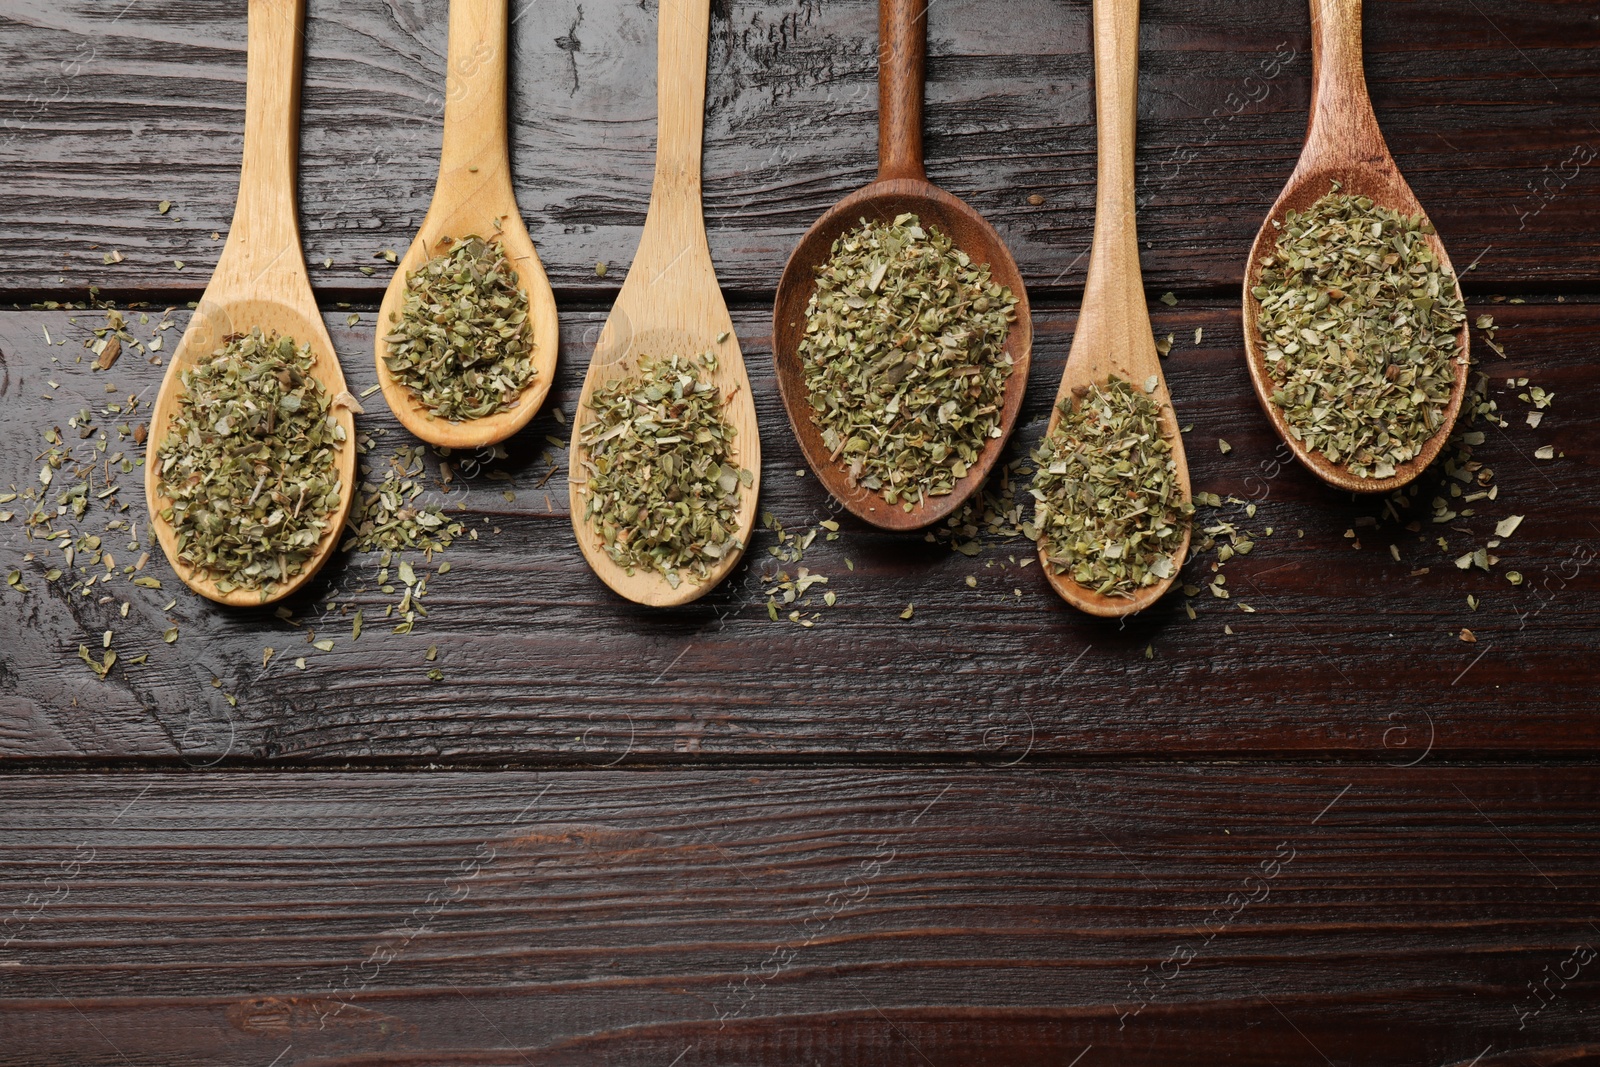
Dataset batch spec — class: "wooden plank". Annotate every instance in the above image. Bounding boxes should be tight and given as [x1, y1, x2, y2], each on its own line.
[0, 0, 1597, 299]
[1, 766, 1598, 1064]
[0, 300, 1595, 762]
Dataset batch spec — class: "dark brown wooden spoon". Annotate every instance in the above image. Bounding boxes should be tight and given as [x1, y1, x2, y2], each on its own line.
[771, 0, 1032, 531]
[1241, 0, 1469, 494]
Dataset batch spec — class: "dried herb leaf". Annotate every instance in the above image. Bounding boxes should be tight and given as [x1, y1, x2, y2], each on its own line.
[1253, 187, 1466, 478]
[154, 328, 344, 595]
[384, 235, 535, 421]
[799, 213, 1017, 509]
[577, 352, 748, 589]
[1031, 377, 1192, 598]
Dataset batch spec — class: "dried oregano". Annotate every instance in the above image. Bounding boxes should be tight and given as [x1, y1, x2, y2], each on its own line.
[1030, 377, 1191, 597]
[1253, 186, 1467, 478]
[384, 234, 534, 420]
[154, 328, 345, 594]
[577, 352, 752, 588]
[799, 212, 1018, 509]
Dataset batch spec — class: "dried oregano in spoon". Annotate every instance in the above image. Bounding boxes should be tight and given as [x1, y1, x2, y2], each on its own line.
[577, 352, 753, 589]
[153, 328, 345, 594]
[383, 234, 534, 421]
[1253, 186, 1467, 478]
[800, 212, 1018, 510]
[1030, 376, 1191, 597]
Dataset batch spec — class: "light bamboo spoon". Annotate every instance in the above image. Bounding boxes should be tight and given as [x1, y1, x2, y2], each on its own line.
[567, 0, 760, 608]
[772, 0, 1032, 532]
[144, 0, 356, 607]
[1242, 0, 1469, 493]
[1037, 0, 1190, 617]
[375, 0, 558, 449]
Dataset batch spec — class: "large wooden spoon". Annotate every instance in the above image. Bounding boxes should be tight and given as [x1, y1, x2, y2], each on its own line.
[1037, 0, 1191, 618]
[1242, 0, 1469, 494]
[771, 0, 1032, 531]
[566, 0, 760, 608]
[374, 0, 558, 449]
[144, 0, 356, 607]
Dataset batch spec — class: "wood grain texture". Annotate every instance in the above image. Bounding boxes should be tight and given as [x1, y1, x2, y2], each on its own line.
[1, 766, 1599, 1065]
[4, 2, 1600, 1060]
[2, 301, 1595, 763]
[1, 0, 1598, 299]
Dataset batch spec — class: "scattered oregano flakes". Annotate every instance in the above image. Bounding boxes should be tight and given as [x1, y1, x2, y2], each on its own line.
[577, 352, 751, 589]
[383, 234, 534, 421]
[1030, 376, 1191, 598]
[154, 328, 344, 595]
[1253, 185, 1467, 478]
[799, 212, 1018, 510]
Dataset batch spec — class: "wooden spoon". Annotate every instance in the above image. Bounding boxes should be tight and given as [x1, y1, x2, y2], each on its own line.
[771, 0, 1032, 532]
[144, 0, 356, 608]
[1241, 0, 1469, 494]
[1037, 0, 1191, 618]
[374, 0, 558, 449]
[566, 0, 760, 608]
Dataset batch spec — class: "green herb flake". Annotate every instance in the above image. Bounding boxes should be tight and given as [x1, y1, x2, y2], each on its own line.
[1031, 377, 1192, 598]
[1252, 187, 1466, 479]
[384, 234, 535, 421]
[798, 213, 1018, 510]
[153, 328, 344, 596]
[576, 351, 747, 588]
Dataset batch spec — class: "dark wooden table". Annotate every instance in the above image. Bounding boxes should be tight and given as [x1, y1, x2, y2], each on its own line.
[3, 1, 1599, 1063]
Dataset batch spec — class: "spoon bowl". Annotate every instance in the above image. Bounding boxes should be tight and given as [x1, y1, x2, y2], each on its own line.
[1036, 0, 1190, 617]
[566, 0, 760, 608]
[144, 0, 355, 608]
[375, 0, 558, 451]
[772, 0, 1031, 532]
[1241, 0, 1469, 494]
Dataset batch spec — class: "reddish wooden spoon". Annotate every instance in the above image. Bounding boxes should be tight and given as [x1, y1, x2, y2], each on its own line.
[771, 0, 1032, 531]
[1241, 0, 1469, 494]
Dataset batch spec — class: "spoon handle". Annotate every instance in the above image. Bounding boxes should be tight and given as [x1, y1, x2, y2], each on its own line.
[1306, 0, 1386, 166]
[216, 0, 307, 287]
[1083, 0, 1147, 318]
[639, 0, 710, 254]
[877, 0, 927, 183]
[438, 0, 511, 187]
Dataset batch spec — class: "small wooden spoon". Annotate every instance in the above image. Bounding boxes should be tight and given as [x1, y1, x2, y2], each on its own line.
[566, 0, 760, 608]
[771, 0, 1032, 532]
[375, 0, 558, 449]
[1242, 0, 1469, 494]
[1037, 0, 1191, 618]
[144, 0, 356, 607]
